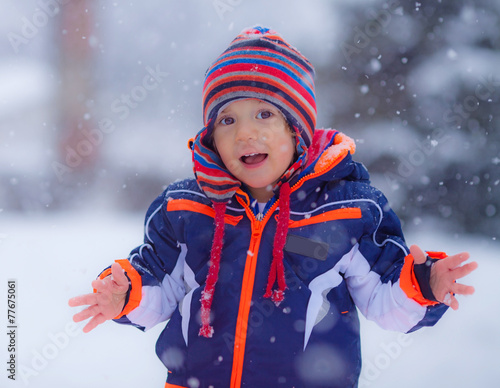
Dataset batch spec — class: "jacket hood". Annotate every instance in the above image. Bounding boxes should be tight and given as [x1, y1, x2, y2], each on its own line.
[293, 129, 370, 189]
[189, 119, 309, 203]
[189, 127, 368, 203]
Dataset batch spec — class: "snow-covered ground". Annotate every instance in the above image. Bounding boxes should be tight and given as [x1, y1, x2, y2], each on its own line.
[0, 211, 497, 387]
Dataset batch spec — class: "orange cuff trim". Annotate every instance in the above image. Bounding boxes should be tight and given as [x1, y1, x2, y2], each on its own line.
[94, 267, 113, 293]
[93, 259, 142, 319]
[114, 259, 142, 319]
[95, 260, 143, 319]
[165, 383, 187, 388]
[98, 267, 112, 281]
[426, 251, 448, 259]
[400, 254, 439, 306]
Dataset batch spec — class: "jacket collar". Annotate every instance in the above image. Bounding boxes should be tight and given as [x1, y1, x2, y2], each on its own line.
[290, 129, 369, 190]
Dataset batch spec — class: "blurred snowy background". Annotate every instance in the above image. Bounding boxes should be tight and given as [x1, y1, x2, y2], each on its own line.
[0, 0, 499, 387]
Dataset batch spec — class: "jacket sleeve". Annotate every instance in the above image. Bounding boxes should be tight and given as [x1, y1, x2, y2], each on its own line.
[342, 188, 448, 333]
[100, 191, 186, 331]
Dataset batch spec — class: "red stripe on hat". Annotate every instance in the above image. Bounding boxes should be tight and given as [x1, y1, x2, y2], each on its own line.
[204, 62, 316, 110]
[204, 82, 315, 140]
[195, 174, 240, 187]
[207, 49, 315, 89]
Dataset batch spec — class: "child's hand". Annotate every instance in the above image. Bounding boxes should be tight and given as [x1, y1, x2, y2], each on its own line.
[68, 262, 129, 333]
[410, 245, 478, 310]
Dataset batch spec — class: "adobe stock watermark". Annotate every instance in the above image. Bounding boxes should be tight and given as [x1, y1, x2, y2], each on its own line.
[212, 0, 244, 21]
[223, 249, 322, 351]
[18, 320, 84, 386]
[358, 332, 414, 387]
[340, 0, 402, 64]
[384, 127, 451, 190]
[51, 64, 168, 182]
[223, 230, 354, 352]
[384, 74, 499, 189]
[443, 74, 499, 131]
[6, 0, 74, 54]
[0, 209, 6, 245]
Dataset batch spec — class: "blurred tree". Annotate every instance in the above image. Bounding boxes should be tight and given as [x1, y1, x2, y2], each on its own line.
[52, 0, 98, 206]
[318, 0, 500, 238]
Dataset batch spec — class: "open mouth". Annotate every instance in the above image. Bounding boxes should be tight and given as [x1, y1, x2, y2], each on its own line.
[240, 153, 268, 165]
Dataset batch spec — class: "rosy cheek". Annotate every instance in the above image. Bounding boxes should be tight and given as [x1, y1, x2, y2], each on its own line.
[224, 158, 241, 174]
[258, 129, 271, 143]
[279, 138, 295, 156]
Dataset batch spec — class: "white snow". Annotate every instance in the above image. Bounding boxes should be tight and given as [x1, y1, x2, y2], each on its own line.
[0, 60, 53, 116]
[0, 1, 498, 386]
[0, 211, 498, 387]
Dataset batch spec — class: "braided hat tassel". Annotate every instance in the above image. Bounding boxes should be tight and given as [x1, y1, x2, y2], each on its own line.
[264, 182, 291, 305]
[199, 202, 227, 338]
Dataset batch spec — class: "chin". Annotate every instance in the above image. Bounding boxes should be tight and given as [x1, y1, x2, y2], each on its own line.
[246, 180, 276, 192]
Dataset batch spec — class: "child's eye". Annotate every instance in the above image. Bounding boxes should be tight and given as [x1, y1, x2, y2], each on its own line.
[257, 110, 273, 119]
[219, 117, 235, 125]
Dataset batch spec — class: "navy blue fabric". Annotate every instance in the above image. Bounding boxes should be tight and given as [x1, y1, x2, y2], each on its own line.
[414, 257, 439, 302]
[111, 134, 448, 387]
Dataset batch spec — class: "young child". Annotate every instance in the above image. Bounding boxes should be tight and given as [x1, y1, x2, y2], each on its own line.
[69, 26, 477, 388]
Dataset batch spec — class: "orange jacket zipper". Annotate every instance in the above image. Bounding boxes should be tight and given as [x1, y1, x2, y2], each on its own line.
[229, 134, 353, 386]
[230, 198, 278, 388]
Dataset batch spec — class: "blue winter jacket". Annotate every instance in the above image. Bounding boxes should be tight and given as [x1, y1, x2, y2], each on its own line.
[108, 130, 448, 388]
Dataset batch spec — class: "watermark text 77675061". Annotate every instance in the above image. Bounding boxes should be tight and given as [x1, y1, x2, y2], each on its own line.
[7, 279, 17, 381]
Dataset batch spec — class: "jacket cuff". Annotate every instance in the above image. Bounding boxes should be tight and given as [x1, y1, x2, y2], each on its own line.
[400, 251, 447, 306]
[96, 259, 142, 319]
[413, 257, 439, 302]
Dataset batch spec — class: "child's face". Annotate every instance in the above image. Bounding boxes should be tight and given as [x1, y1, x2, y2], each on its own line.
[213, 99, 295, 202]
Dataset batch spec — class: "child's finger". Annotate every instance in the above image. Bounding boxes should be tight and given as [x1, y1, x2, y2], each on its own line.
[442, 293, 459, 310]
[451, 261, 478, 280]
[409, 245, 426, 265]
[73, 305, 98, 322]
[111, 262, 129, 286]
[68, 293, 98, 308]
[449, 295, 459, 310]
[444, 252, 471, 270]
[68, 296, 83, 307]
[83, 313, 106, 333]
[92, 278, 110, 293]
[451, 283, 475, 296]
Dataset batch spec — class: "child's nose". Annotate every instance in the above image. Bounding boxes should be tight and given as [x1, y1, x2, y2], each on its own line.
[235, 120, 258, 141]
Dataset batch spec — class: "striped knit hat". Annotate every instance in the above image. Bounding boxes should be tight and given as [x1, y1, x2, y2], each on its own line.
[191, 26, 317, 337]
[192, 26, 317, 203]
[203, 26, 317, 148]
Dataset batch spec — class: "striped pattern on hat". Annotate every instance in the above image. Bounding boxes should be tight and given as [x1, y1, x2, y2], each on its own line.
[202, 26, 317, 148]
[191, 124, 241, 202]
